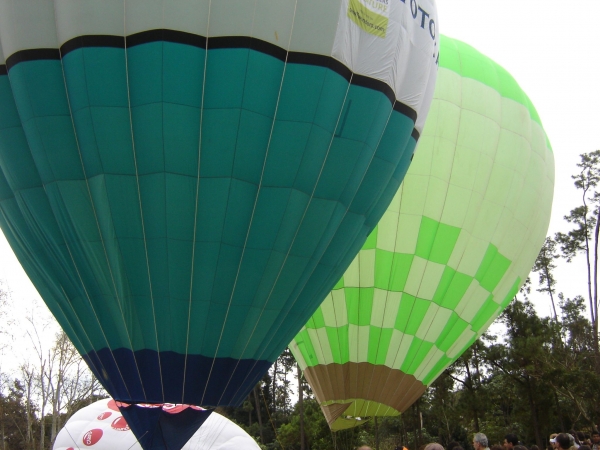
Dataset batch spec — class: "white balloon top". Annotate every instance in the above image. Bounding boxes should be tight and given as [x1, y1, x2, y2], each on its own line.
[53, 398, 260, 450]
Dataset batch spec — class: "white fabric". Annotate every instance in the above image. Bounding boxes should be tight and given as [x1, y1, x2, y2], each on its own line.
[332, 0, 439, 130]
[0, 0, 438, 131]
[53, 398, 260, 450]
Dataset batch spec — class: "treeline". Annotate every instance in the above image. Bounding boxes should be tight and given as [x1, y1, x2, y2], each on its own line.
[4, 295, 598, 450]
[0, 328, 102, 450]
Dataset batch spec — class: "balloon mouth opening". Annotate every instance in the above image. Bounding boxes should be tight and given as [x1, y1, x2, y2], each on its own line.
[319, 398, 402, 431]
[108, 399, 207, 414]
[117, 401, 214, 450]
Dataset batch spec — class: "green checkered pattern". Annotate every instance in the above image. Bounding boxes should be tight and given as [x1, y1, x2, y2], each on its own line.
[290, 35, 554, 388]
[292, 215, 522, 385]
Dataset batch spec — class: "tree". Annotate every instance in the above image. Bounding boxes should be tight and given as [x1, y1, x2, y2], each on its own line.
[547, 294, 600, 427]
[0, 378, 39, 450]
[19, 364, 36, 449]
[533, 237, 560, 320]
[488, 299, 556, 447]
[270, 348, 296, 418]
[555, 150, 600, 356]
[46, 331, 100, 444]
[24, 313, 103, 450]
[278, 398, 352, 450]
[0, 283, 9, 352]
[297, 363, 305, 450]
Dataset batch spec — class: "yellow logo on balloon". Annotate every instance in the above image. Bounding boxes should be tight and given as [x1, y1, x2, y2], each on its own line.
[348, 0, 389, 38]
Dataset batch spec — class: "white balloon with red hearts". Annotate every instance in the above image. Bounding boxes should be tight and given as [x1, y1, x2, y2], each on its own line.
[53, 398, 260, 449]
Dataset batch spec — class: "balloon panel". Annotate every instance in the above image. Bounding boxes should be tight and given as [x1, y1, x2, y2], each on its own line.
[290, 35, 555, 430]
[0, 0, 438, 409]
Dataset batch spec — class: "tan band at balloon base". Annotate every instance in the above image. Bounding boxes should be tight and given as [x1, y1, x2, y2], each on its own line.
[304, 362, 426, 431]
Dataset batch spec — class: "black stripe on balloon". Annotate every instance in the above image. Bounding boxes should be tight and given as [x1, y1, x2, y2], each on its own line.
[5, 49, 59, 72]
[352, 74, 396, 106]
[61, 35, 124, 56]
[0, 65, 6, 76]
[208, 35, 287, 61]
[287, 52, 352, 83]
[128, 29, 207, 49]
[411, 128, 420, 142]
[394, 101, 418, 124]
[6, 28, 419, 123]
[60, 31, 208, 57]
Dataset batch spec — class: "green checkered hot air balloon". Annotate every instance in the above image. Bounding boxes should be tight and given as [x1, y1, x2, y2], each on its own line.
[289, 35, 555, 431]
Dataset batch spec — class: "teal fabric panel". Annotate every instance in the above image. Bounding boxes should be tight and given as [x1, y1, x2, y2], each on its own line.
[43, 184, 138, 351]
[163, 43, 204, 108]
[0, 196, 84, 349]
[377, 111, 415, 164]
[86, 106, 135, 176]
[0, 184, 101, 355]
[261, 118, 417, 362]
[231, 110, 273, 185]
[8, 60, 136, 354]
[8, 61, 83, 182]
[221, 178, 256, 247]
[242, 51, 284, 118]
[131, 103, 165, 175]
[0, 42, 420, 368]
[199, 109, 239, 178]
[314, 87, 392, 202]
[63, 47, 132, 178]
[293, 126, 333, 197]
[164, 103, 200, 176]
[316, 138, 365, 200]
[313, 70, 353, 134]
[0, 76, 111, 354]
[273, 189, 311, 253]
[367, 147, 416, 228]
[262, 121, 312, 187]
[277, 64, 328, 123]
[245, 187, 293, 249]
[0, 78, 42, 191]
[204, 48, 248, 109]
[64, 48, 129, 110]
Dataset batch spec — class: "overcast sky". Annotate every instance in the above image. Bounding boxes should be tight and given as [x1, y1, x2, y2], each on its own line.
[1, 1, 599, 370]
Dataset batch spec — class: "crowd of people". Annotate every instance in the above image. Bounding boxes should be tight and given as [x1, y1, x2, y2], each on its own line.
[355, 430, 600, 450]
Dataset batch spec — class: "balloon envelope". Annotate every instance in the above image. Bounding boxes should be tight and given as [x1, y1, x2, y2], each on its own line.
[290, 35, 555, 430]
[0, 0, 438, 416]
[53, 398, 260, 450]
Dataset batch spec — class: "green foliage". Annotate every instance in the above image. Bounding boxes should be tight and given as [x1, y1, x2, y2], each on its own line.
[0, 378, 39, 450]
[278, 398, 331, 450]
[421, 295, 600, 449]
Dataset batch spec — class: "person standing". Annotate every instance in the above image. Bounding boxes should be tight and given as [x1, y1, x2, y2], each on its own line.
[556, 434, 572, 450]
[474, 433, 490, 450]
[505, 435, 519, 450]
[591, 431, 600, 450]
[425, 444, 445, 450]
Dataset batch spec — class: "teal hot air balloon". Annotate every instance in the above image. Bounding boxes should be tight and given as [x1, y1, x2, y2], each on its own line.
[0, 0, 438, 446]
[290, 35, 555, 430]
